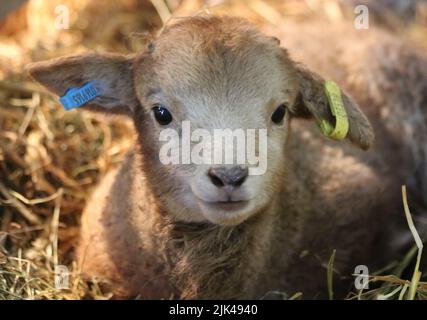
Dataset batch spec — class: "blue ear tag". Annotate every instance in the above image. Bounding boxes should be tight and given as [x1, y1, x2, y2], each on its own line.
[59, 81, 101, 110]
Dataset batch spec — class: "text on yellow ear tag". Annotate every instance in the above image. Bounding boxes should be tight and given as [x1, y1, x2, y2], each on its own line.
[319, 81, 349, 140]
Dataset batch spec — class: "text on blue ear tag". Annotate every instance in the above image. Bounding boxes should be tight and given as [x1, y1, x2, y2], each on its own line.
[59, 81, 100, 110]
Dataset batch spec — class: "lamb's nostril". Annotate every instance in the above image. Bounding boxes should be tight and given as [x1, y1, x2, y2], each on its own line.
[208, 166, 249, 188]
[208, 169, 225, 187]
[234, 173, 247, 187]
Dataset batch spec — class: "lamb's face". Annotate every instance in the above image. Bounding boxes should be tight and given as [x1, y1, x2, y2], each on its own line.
[133, 18, 299, 225]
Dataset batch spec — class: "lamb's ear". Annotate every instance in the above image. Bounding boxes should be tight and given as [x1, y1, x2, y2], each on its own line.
[26, 52, 138, 115]
[292, 64, 374, 150]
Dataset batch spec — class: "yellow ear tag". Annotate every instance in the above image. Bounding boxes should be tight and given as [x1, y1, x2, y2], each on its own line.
[319, 81, 349, 140]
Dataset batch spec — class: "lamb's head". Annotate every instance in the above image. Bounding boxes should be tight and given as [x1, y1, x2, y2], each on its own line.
[28, 15, 374, 226]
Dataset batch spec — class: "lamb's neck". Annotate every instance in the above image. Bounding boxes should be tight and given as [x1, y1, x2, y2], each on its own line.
[160, 211, 275, 298]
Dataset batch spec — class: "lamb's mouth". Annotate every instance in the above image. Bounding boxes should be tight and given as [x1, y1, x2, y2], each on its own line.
[202, 200, 249, 211]
[196, 199, 254, 225]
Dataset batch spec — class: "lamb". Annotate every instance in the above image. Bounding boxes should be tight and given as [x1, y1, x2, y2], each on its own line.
[27, 15, 427, 299]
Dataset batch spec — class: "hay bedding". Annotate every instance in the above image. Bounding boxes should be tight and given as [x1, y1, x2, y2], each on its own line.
[0, 0, 160, 299]
[0, 0, 426, 299]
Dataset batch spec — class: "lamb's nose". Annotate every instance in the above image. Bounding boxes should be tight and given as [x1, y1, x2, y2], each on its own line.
[208, 166, 249, 188]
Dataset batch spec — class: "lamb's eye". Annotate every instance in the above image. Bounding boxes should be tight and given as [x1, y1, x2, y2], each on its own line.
[152, 104, 173, 125]
[271, 104, 287, 124]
